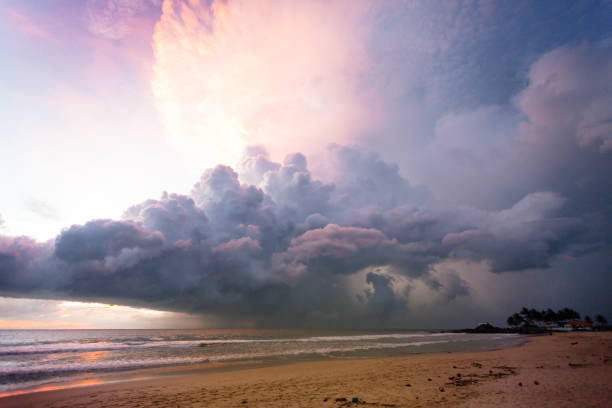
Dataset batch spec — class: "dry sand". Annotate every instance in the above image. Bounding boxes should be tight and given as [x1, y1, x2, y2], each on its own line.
[2, 332, 611, 407]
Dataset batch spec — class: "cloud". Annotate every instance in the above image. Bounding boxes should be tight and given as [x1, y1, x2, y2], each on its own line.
[0, 142, 595, 326]
[151, 0, 373, 170]
[123, 192, 209, 243]
[363, 271, 406, 320]
[271, 224, 430, 283]
[518, 43, 612, 153]
[54, 219, 165, 264]
[86, 0, 161, 40]
[2, 1, 611, 327]
[415, 42, 612, 212]
[150, 0, 612, 174]
[23, 197, 60, 220]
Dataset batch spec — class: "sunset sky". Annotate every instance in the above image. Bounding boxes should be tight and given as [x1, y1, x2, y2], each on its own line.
[0, 0, 611, 329]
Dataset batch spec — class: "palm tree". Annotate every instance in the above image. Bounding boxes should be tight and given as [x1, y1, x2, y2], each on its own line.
[558, 307, 580, 321]
[585, 315, 593, 325]
[520, 307, 530, 319]
[595, 314, 607, 326]
[543, 308, 557, 323]
[507, 313, 524, 327]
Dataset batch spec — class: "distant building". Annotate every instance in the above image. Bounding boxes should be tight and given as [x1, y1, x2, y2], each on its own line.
[563, 320, 593, 330]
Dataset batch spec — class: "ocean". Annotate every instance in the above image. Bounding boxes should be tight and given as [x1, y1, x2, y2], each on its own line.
[0, 329, 524, 396]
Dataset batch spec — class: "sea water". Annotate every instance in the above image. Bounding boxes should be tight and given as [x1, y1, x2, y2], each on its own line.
[0, 329, 523, 395]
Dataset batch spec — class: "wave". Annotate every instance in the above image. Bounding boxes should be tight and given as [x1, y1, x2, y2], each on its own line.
[0, 340, 450, 379]
[0, 332, 470, 356]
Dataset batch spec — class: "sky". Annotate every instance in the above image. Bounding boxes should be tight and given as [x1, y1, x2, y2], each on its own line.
[0, 0, 611, 329]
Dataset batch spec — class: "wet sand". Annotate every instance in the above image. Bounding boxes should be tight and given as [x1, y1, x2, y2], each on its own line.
[2, 332, 611, 407]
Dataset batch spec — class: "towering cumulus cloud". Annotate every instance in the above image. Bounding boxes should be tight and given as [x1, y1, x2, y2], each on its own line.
[151, 0, 372, 170]
[0, 144, 593, 327]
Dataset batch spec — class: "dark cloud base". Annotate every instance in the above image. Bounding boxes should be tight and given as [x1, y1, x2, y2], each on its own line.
[1, 142, 606, 327]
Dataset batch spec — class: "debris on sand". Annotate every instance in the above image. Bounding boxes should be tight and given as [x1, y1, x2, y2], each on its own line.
[493, 365, 517, 374]
[448, 378, 479, 387]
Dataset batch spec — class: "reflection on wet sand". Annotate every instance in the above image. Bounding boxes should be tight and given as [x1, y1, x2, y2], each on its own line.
[0, 378, 101, 398]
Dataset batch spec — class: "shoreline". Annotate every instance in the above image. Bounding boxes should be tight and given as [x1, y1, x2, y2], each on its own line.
[2, 332, 610, 407]
[0, 331, 523, 397]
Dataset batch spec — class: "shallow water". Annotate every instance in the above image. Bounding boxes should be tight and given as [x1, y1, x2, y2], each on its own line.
[0, 329, 524, 394]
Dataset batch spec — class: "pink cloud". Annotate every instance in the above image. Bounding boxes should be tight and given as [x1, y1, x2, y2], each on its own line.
[213, 236, 261, 254]
[4, 6, 53, 41]
[151, 0, 378, 170]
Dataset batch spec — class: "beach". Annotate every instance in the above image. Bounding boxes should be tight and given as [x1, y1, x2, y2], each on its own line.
[1, 332, 610, 407]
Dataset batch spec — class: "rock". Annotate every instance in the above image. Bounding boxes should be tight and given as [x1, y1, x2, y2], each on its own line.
[352, 397, 359, 403]
[452, 365, 457, 368]
[457, 373, 461, 377]
[471, 362, 482, 368]
[439, 387, 445, 392]
[241, 400, 247, 404]
[571, 341, 578, 345]
[335, 397, 347, 402]
[405, 383, 411, 387]
[323, 398, 328, 401]
[427, 378, 432, 381]
[534, 380, 539, 385]
[518, 382, 522, 387]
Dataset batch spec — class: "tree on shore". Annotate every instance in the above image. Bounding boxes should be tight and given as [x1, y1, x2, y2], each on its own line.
[507, 306, 581, 327]
[507, 313, 524, 327]
[596, 314, 608, 326]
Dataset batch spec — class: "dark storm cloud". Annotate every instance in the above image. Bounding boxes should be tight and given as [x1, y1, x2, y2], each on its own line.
[362, 271, 406, 320]
[54, 220, 165, 263]
[123, 192, 209, 243]
[0, 143, 592, 325]
[1, 42, 611, 326]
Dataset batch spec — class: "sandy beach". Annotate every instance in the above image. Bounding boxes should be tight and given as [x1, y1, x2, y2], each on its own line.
[2, 332, 611, 407]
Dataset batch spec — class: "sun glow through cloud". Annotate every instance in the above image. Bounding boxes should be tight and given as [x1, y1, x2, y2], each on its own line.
[152, 0, 374, 170]
[0, 297, 203, 329]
